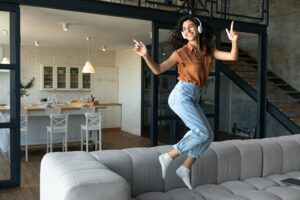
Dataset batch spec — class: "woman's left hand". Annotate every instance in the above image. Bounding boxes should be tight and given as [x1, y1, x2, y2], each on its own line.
[226, 21, 238, 42]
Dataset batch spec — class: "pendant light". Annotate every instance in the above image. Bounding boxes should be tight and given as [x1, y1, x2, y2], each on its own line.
[82, 36, 95, 74]
[1, 57, 10, 64]
[1, 45, 10, 64]
[1, 30, 10, 64]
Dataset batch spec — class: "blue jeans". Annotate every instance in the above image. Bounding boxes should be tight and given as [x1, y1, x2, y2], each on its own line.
[168, 81, 214, 158]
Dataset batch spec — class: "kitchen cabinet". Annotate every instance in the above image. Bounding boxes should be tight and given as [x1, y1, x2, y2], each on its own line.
[69, 67, 79, 89]
[97, 105, 121, 129]
[41, 66, 54, 89]
[56, 66, 67, 89]
[82, 73, 91, 90]
[40, 65, 91, 90]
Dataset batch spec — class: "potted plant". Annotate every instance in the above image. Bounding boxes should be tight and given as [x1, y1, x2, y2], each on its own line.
[20, 77, 35, 97]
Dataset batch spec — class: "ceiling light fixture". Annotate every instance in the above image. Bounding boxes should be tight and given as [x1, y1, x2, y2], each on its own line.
[102, 45, 106, 52]
[82, 36, 95, 74]
[34, 40, 40, 47]
[62, 23, 69, 31]
[1, 44, 10, 64]
[1, 57, 10, 64]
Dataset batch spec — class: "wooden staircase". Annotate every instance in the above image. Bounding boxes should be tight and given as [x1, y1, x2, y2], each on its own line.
[219, 46, 300, 132]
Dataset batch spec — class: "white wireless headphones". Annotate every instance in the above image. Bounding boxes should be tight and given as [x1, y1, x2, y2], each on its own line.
[193, 17, 203, 34]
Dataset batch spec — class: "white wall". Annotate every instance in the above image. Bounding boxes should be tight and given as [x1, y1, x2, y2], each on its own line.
[116, 49, 141, 136]
[20, 45, 118, 104]
[0, 71, 10, 105]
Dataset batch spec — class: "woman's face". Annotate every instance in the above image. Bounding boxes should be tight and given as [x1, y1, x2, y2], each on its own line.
[181, 19, 199, 41]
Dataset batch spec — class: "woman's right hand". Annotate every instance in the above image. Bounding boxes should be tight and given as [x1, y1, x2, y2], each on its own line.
[133, 39, 147, 57]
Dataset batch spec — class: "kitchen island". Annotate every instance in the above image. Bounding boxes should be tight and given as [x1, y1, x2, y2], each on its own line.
[0, 102, 121, 149]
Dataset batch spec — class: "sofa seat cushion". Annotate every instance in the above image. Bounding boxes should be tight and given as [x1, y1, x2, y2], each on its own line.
[266, 186, 300, 200]
[220, 180, 256, 195]
[135, 188, 207, 200]
[244, 177, 279, 190]
[193, 184, 248, 200]
[237, 190, 281, 200]
[135, 192, 173, 200]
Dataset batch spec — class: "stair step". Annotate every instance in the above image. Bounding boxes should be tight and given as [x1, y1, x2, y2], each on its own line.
[223, 61, 257, 67]
[248, 82, 289, 86]
[269, 98, 300, 103]
[239, 75, 278, 79]
[277, 106, 300, 112]
[233, 68, 257, 72]
[271, 82, 289, 86]
[238, 57, 257, 62]
[289, 116, 300, 122]
[270, 90, 300, 94]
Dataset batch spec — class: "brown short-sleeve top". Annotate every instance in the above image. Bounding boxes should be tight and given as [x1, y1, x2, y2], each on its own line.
[175, 43, 215, 88]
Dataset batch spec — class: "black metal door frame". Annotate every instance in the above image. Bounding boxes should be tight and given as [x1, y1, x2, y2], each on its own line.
[0, 1, 21, 188]
[149, 21, 180, 146]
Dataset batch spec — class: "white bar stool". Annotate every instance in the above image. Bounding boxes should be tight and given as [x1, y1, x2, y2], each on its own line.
[21, 109, 29, 161]
[80, 112, 102, 152]
[46, 108, 68, 152]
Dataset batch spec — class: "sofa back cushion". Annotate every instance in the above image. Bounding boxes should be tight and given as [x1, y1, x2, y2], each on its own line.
[233, 141, 263, 180]
[124, 148, 165, 197]
[272, 136, 300, 174]
[91, 150, 133, 186]
[209, 141, 241, 184]
[252, 138, 283, 177]
[191, 147, 218, 186]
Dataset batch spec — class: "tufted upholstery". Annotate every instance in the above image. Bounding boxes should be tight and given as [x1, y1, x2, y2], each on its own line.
[40, 135, 300, 200]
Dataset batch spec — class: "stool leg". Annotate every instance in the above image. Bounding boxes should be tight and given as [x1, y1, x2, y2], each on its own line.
[94, 131, 97, 151]
[50, 131, 53, 152]
[86, 130, 89, 152]
[46, 130, 49, 153]
[80, 127, 83, 151]
[25, 133, 28, 161]
[65, 132, 68, 152]
[99, 129, 102, 150]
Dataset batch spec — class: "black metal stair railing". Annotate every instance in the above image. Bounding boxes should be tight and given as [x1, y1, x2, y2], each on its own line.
[88, 0, 269, 25]
[220, 49, 300, 134]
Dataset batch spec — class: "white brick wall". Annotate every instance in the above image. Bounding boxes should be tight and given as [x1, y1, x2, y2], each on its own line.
[116, 49, 141, 136]
[20, 45, 118, 104]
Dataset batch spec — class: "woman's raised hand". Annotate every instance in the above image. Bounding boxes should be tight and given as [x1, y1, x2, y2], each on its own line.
[225, 21, 238, 42]
[133, 39, 147, 57]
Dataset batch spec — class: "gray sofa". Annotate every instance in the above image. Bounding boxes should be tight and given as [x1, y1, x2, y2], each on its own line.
[40, 134, 300, 200]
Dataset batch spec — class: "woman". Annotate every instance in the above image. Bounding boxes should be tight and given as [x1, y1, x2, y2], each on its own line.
[133, 15, 238, 189]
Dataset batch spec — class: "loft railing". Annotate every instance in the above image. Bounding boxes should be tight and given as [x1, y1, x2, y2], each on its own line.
[86, 0, 269, 25]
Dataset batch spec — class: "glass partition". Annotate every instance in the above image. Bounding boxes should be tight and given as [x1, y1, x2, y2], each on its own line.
[0, 70, 11, 181]
[0, 11, 10, 65]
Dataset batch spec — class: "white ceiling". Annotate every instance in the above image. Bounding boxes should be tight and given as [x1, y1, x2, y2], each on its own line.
[1, 6, 156, 51]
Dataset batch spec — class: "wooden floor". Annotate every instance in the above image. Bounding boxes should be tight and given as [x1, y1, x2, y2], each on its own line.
[0, 129, 242, 199]
[0, 129, 150, 200]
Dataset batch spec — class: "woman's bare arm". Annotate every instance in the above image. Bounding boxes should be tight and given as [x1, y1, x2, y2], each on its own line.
[213, 21, 238, 61]
[133, 39, 177, 75]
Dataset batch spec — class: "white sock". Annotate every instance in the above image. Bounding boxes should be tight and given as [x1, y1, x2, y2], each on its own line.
[176, 166, 193, 190]
[159, 153, 172, 179]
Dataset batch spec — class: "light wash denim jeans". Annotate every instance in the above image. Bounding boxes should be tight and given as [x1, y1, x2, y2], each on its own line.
[168, 80, 214, 158]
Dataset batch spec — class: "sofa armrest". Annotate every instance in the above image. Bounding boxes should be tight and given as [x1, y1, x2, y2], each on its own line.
[40, 152, 131, 200]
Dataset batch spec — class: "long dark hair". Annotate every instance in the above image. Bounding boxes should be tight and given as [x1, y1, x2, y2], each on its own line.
[170, 15, 213, 54]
